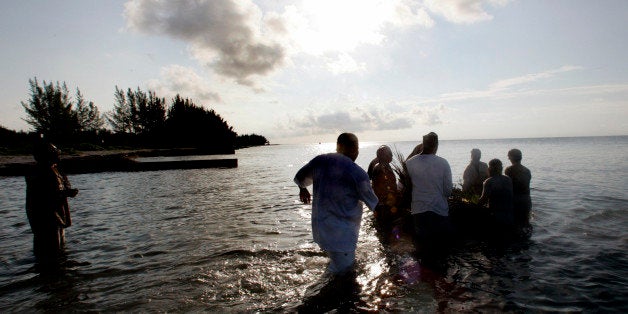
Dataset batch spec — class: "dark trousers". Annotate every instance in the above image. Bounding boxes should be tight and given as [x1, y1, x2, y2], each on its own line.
[32, 226, 64, 263]
[412, 211, 454, 258]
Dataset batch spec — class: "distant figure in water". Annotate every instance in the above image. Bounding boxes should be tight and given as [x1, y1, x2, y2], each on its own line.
[478, 159, 514, 231]
[25, 140, 78, 263]
[462, 148, 489, 197]
[505, 148, 532, 226]
[294, 133, 378, 276]
[370, 145, 399, 226]
[406, 132, 453, 254]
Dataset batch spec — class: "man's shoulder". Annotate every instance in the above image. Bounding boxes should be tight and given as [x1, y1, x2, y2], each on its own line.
[348, 161, 368, 178]
[407, 154, 449, 164]
[312, 153, 344, 163]
[406, 154, 419, 164]
[506, 164, 531, 173]
[314, 153, 367, 175]
[434, 155, 451, 167]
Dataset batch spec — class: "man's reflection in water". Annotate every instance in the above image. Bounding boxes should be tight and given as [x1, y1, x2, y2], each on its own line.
[297, 271, 361, 313]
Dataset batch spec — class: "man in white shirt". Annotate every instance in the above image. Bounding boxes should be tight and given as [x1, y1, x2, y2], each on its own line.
[406, 132, 453, 252]
[294, 133, 378, 275]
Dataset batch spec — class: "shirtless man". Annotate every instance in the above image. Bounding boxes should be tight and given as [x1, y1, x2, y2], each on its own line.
[462, 148, 489, 197]
[505, 149, 532, 226]
[479, 159, 514, 230]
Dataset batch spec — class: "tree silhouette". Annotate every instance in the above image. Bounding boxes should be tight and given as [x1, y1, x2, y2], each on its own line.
[108, 87, 166, 135]
[108, 86, 134, 134]
[236, 134, 269, 147]
[75, 89, 104, 132]
[21, 78, 81, 143]
[14, 78, 266, 153]
[165, 95, 236, 150]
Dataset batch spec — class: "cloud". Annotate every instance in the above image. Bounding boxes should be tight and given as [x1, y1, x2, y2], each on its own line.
[489, 65, 583, 90]
[283, 0, 434, 56]
[280, 107, 413, 136]
[124, 0, 512, 82]
[123, 0, 517, 95]
[147, 65, 221, 103]
[326, 53, 366, 75]
[124, 0, 286, 86]
[424, 0, 510, 24]
[412, 104, 447, 125]
[434, 65, 584, 102]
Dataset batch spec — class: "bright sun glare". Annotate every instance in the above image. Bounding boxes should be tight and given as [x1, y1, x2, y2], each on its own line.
[293, 0, 394, 55]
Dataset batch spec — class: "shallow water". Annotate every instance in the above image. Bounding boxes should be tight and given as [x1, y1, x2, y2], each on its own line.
[1, 136, 627, 312]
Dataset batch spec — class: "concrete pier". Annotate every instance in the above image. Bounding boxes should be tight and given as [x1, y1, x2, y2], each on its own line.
[0, 154, 237, 176]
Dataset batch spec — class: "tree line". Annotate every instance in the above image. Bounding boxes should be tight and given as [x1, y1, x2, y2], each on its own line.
[1, 78, 268, 154]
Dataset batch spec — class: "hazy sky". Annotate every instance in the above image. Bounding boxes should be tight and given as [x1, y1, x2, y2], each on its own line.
[1, 0, 627, 143]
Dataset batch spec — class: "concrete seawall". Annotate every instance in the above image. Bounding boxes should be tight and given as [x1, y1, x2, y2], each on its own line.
[0, 155, 237, 176]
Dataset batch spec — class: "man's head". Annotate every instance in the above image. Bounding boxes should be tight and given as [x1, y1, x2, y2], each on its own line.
[376, 145, 393, 164]
[421, 132, 439, 154]
[471, 148, 481, 162]
[33, 140, 61, 165]
[507, 149, 523, 164]
[337, 133, 359, 161]
[488, 158, 503, 176]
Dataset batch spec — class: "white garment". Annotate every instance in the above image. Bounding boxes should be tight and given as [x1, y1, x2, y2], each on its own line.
[294, 153, 378, 252]
[406, 154, 453, 216]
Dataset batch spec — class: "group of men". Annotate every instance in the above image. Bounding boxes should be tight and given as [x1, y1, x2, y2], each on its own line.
[25, 132, 529, 277]
[294, 132, 531, 275]
[463, 147, 533, 227]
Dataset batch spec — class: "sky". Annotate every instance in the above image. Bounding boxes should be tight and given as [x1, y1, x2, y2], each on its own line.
[1, 0, 627, 144]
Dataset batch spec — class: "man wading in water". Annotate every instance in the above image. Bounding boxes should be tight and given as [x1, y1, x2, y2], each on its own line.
[294, 133, 378, 276]
[25, 140, 78, 266]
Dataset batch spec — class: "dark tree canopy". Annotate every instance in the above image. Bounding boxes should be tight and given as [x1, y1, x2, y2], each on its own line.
[75, 90, 104, 132]
[21, 78, 103, 144]
[108, 87, 166, 135]
[164, 95, 236, 151]
[236, 134, 269, 147]
[9, 78, 268, 154]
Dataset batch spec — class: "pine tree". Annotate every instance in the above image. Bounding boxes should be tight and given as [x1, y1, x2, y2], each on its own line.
[107, 87, 165, 135]
[75, 89, 104, 132]
[108, 86, 134, 133]
[140, 90, 166, 134]
[21, 78, 80, 143]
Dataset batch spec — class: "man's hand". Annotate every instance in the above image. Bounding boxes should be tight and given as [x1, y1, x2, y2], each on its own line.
[299, 187, 311, 204]
[66, 188, 79, 198]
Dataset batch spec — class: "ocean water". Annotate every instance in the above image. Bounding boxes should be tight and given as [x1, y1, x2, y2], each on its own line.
[0, 136, 626, 312]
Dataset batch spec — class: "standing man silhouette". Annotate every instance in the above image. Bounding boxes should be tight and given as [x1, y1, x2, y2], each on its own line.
[505, 149, 532, 226]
